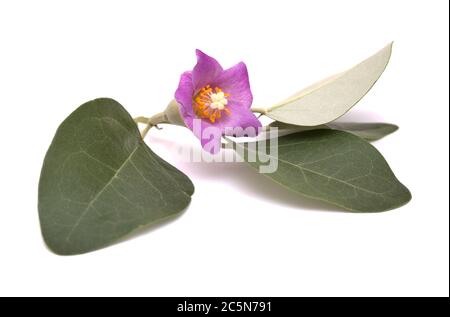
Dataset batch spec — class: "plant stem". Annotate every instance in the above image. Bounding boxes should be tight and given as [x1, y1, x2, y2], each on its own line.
[134, 116, 151, 124]
[135, 112, 168, 139]
[251, 107, 267, 115]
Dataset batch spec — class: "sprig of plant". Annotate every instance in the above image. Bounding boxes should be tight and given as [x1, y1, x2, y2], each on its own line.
[38, 43, 411, 255]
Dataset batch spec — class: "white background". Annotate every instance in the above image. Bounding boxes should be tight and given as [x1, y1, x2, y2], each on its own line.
[0, 0, 448, 297]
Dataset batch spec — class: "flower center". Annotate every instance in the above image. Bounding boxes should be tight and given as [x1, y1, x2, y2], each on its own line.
[193, 85, 231, 123]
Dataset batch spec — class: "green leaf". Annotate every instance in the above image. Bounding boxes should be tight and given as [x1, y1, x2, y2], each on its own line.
[265, 43, 393, 126]
[327, 122, 399, 141]
[268, 121, 399, 141]
[38, 98, 194, 255]
[233, 129, 411, 212]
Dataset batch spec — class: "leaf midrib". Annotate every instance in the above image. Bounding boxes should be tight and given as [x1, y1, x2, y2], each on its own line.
[65, 146, 140, 241]
[241, 143, 393, 196]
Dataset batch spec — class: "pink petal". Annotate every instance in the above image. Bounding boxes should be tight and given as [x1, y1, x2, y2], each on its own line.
[212, 62, 253, 110]
[174, 71, 195, 129]
[192, 50, 223, 90]
[192, 118, 222, 154]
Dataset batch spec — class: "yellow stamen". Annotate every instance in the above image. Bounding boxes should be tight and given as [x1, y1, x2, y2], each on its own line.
[193, 85, 231, 123]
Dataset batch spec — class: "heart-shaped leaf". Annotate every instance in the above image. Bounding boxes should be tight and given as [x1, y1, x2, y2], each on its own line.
[268, 121, 399, 141]
[265, 43, 393, 126]
[232, 129, 411, 212]
[38, 98, 194, 255]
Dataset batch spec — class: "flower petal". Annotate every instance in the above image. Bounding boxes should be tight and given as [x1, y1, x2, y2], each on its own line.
[174, 71, 195, 128]
[222, 110, 262, 137]
[191, 118, 222, 154]
[212, 62, 253, 109]
[192, 49, 223, 90]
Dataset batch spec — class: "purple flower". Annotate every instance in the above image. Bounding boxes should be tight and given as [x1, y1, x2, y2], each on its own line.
[175, 50, 262, 154]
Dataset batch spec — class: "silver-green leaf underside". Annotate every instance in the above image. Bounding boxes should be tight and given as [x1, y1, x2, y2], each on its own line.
[327, 122, 399, 141]
[234, 129, 411, 212]
[268, 121, 399, 141]
[38, 98, 194, 255]
[265, 43, 393, 126]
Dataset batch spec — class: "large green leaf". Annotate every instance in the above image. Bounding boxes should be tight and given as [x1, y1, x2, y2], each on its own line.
[268, 121, 399, 141]
[265, 43, 393, 126]
[38, 98, 194, 255]
[233, 129, 411, 212]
